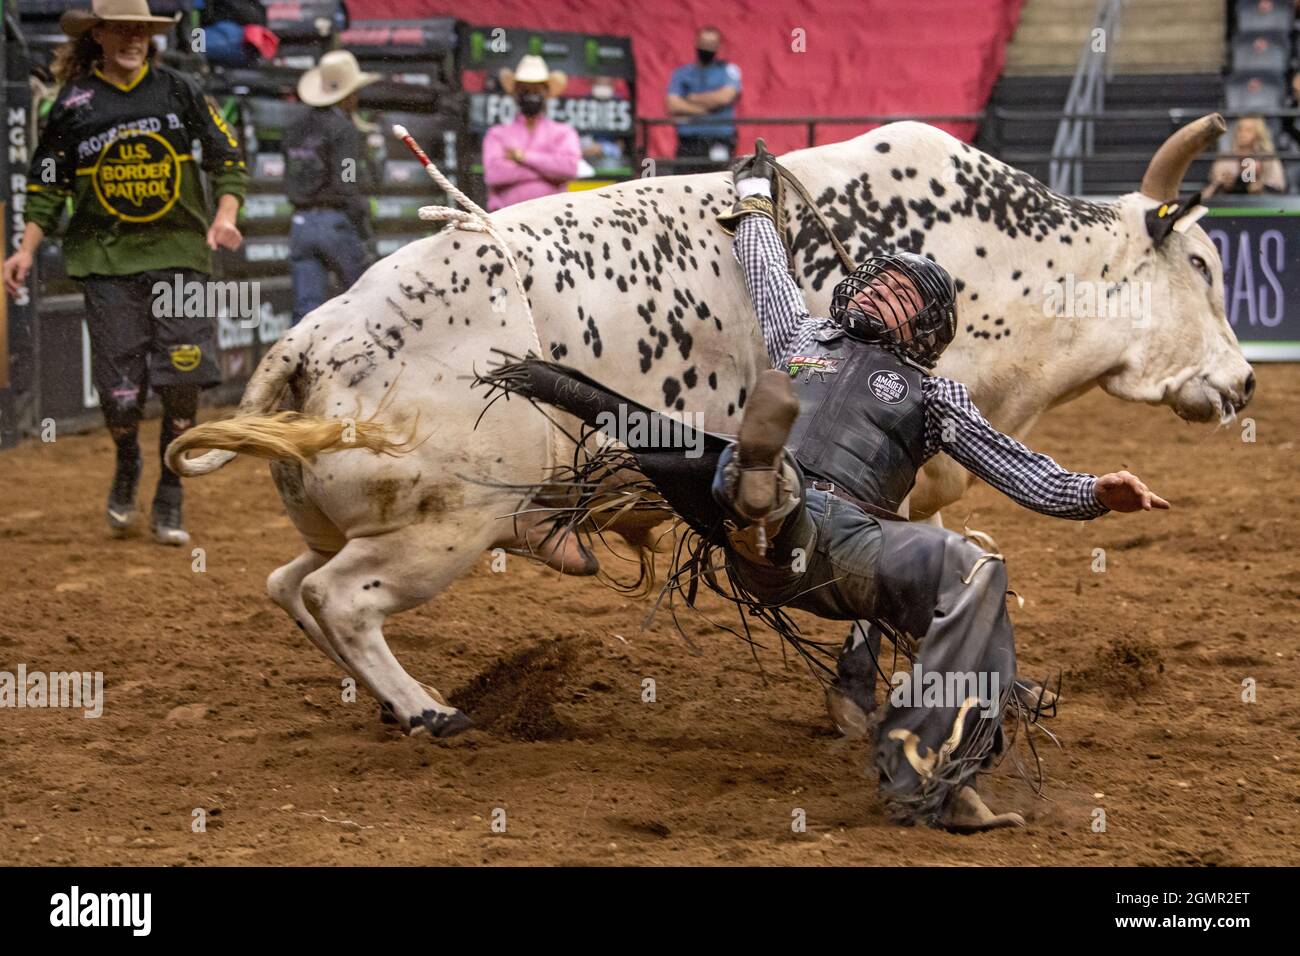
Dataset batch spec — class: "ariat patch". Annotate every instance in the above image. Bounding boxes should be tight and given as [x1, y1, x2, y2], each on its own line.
[787, 355, 840, 383]
[170, 344, 202, 372]
[868, 369, 909, 404]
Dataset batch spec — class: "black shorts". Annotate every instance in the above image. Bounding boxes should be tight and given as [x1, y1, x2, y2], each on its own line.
[81, 268, 223, 408]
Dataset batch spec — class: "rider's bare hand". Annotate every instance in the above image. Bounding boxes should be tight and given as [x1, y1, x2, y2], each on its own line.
[1094, 470, 1170, 512]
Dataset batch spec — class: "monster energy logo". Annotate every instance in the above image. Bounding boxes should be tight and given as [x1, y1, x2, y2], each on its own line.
[787, 355, 839, 382]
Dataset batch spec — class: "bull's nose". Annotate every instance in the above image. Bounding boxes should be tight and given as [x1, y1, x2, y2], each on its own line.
[1241, 371, 1255, 407]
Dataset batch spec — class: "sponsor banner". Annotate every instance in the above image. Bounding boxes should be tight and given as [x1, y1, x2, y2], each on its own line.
[3, 78, 39, 447]
[263, 0, 346, 41]
[1204, 205, 1300, 360]
[340, 18, 458, 60]
[460, 27, 633, 80]
[467, 91, 634, 135]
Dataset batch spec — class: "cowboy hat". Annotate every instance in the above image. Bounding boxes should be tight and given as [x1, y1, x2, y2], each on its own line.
[499, 55, 567, 98]
[60, 0, 181, 37]
[297, 50, 380, 108]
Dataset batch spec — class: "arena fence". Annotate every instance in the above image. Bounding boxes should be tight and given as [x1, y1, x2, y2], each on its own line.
[638, 109, 1300, 178]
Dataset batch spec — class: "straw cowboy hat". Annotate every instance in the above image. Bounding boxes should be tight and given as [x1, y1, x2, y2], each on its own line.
[297, 50, 380, 108]
[60, 0, 181, 36]
[499, 55, 567, 97]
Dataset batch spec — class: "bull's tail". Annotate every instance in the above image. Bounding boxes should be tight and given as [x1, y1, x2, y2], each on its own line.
[164, 341, 406, 477]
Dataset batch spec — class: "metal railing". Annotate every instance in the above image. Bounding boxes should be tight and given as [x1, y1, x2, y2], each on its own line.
[635, 114, 984, 174]
[995, 107, 1300, 182]
[1049, 0, 1126, 194]
[633, 107, 1300, 191]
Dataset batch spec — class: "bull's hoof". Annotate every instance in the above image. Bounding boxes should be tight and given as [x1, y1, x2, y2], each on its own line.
[408, 708, 474, 739]
[522, 524, 601, 576]
[937, 785, 1026, 834]
[825, 683, 874, 739]
[1015, 680, 1059, 715]
[379, 702, 399, 725]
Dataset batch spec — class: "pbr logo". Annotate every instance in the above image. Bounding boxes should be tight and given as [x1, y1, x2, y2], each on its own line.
[868, 370, 908, 404]
[787, 354, 839, 383]
[64, 86, 95, 110]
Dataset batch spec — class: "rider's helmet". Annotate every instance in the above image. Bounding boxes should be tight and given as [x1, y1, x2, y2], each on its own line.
[830, 252, 959, 368]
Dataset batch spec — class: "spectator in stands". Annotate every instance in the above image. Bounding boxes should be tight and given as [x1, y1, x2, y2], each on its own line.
[666, 26, 742, 165]
[2, 0, 247, 547]
[482, 55, 581, 211]
[1210, 115, 1288, 193]
[284, 50, 378, 326]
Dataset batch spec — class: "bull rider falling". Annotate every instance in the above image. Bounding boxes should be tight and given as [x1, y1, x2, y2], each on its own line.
[477, 141, 1172, 833]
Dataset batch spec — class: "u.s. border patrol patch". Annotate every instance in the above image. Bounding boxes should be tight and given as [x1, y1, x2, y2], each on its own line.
[868, 369, 908, 404]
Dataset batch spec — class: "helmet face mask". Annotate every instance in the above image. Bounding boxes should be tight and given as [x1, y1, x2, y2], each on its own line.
[830, 253, 958, 368]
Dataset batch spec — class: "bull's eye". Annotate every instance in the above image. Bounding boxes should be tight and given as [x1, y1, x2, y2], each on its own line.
[1189, 254, 1213, 286]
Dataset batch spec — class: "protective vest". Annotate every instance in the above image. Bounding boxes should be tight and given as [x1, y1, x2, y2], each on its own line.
[784, 330, 929, 512]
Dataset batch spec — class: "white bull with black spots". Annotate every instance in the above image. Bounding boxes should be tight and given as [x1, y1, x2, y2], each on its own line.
[169, 115, 1252, 736]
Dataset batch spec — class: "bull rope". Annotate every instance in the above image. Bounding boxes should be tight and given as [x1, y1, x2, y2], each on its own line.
[393, 124, 558, 475]
[392, 125, 543, 356]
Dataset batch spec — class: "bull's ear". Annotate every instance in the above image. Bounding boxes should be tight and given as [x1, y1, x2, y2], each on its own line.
[1146, 190, 1211, 245]
[1145, 200, 1183, 246]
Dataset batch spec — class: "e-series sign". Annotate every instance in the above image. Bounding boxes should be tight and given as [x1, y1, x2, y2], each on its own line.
[469, 92, 633, 134]
[1205, 209, 1300, 358]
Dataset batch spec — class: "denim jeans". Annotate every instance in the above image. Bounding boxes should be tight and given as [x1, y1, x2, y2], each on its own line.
[289, 208, 369, 325]
[720, 473, 1019, 826]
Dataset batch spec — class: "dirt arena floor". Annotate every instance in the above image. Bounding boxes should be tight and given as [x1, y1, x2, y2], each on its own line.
[2, 365, 1297, 867]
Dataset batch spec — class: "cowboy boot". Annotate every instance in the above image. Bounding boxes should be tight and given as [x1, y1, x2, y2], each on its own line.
[733, 369, 800, 520]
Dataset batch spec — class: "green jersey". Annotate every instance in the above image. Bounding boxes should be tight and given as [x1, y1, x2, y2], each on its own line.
[25, 61, 248, 278]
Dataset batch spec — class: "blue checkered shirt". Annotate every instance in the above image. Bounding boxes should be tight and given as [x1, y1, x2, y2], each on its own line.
[734, 215, 1107, 520]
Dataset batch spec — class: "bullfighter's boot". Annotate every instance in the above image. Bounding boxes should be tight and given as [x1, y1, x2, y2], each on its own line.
[151, 484, 191, 547]
[106, 455, 142, 534]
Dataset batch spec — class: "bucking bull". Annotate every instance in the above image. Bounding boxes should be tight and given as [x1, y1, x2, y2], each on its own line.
[168, 114, 1252, 738]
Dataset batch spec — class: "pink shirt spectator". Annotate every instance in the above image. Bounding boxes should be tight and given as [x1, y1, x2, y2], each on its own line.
[482, 114, 581, 211]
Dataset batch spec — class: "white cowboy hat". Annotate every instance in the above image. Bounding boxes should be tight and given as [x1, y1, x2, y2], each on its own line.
[499, 55, 568, 98]
[297, 50, 380, 108]
[60, 0, 181, 36]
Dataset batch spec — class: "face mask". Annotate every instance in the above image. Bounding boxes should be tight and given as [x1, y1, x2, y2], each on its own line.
[696, 48, 716, 66]
[518, 92, 545, 117]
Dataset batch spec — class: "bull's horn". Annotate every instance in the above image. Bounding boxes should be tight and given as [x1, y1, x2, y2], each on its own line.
[1140, 113, 1227, 201]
